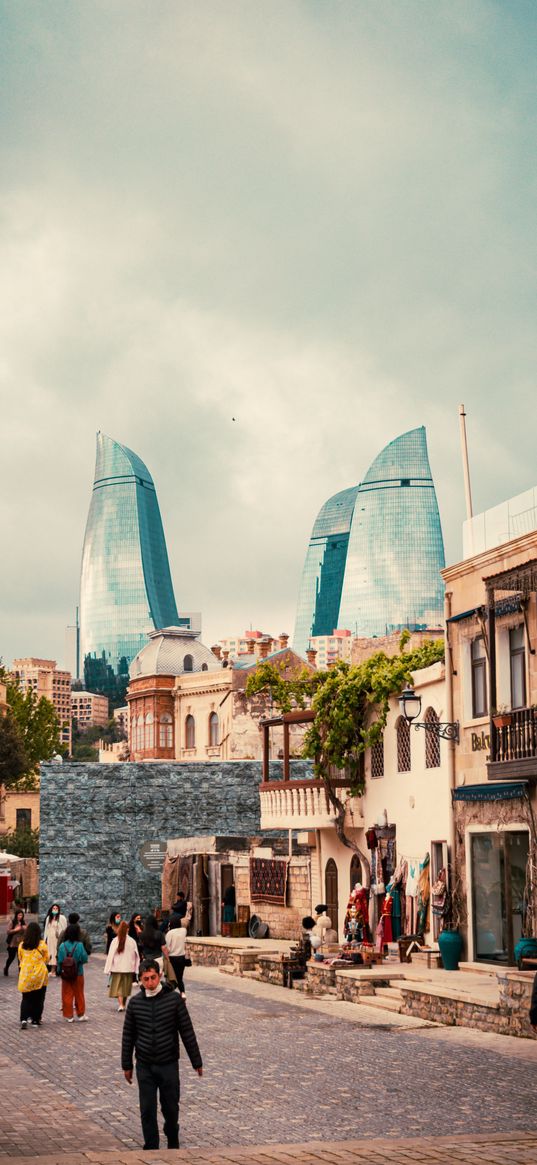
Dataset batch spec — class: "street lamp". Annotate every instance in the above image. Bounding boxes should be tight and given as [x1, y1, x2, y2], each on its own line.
[398, 687, 460, 744]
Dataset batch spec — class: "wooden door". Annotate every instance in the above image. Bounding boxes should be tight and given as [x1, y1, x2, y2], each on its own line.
[325, 858, 339, 936]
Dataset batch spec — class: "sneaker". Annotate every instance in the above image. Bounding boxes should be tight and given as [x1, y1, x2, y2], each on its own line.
[66, 1017, 74, 1023]
[77, 1014, 88, 1022]
[117, 1006, 125, 1012]
[20, 1020, 28, 1030]
[30, 1020, 41, 1027]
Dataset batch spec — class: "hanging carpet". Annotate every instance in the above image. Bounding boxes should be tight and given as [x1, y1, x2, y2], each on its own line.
[249, 857, 288, 905]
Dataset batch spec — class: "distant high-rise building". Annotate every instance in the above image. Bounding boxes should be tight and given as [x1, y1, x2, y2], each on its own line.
[80, 432, 179, 699]
[293, 486, 359, 657]
[11, 658, 72, 753]
[293, 427, 445, 653]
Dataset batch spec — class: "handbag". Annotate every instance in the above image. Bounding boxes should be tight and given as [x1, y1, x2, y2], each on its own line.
[184, 956, 192, 968]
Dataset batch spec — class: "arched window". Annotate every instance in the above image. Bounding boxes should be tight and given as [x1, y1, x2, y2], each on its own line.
[136, 715, 144, 750]
[183, 654, 193, 672]
[209, 712, 219, 747]
[424, 707, 441, 769]
[185, 714, 196, 749]
[350, 853, 361, 892]
[370, 734, 384, 778]
[159, 713, 173, 749]
[396, 716, 411, 773]
[144, 711, 154, 751]
[201, 662, 208, 671]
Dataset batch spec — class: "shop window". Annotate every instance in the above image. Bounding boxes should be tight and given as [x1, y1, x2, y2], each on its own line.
[159, 713, 173, 749]
[471, 637, 488, 718]
[208, 712, 219, 747]
[184, 654, 193, 672]
[510, 625, 526, 709]
[396, 716, 411, 773]
[16, 808, 31, 831]
[144, 712, 154, 751]
[370, 735, 384, 778]
[424, 708, 440, 769]
[185, 714, 196, 749]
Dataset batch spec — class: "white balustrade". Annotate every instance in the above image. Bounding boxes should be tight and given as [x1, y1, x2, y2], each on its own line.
[259, 782, 364, 831]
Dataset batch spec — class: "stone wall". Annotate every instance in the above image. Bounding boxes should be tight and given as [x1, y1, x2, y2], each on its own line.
[39, 758, 312, 945]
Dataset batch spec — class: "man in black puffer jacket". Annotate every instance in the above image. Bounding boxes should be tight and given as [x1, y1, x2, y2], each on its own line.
[122, 959, 203, 1150]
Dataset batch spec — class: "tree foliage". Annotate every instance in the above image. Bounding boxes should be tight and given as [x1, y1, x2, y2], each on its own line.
[1, 827, 40, 859]
[0, 670, 61, 784]
[0, 714, 29, 787]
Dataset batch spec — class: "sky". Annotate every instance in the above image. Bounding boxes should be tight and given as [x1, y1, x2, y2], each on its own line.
[1, 1, 536, 669]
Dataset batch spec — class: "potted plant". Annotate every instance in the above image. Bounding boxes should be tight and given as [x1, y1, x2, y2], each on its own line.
[492, 705, 513, 730]
[437, 878, 464, 972]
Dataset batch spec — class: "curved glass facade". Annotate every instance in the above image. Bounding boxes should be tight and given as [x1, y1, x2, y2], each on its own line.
[293, 427, 445, 654]
[80, 433, 179, 697]
[338, 426, 445, 637]
[293, 485, 359, 656]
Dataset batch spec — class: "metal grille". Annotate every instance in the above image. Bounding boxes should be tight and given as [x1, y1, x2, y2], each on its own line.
[397, 717, 411, 772]
[370, 736, 384, 778]
[424, 708, 440, 769]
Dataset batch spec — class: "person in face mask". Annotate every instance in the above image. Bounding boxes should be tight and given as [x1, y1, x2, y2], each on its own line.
[105, 910, 123, 953]
[43, 904, 68, 972]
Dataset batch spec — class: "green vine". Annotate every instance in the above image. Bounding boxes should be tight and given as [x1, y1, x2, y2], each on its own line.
[247, 634, 445, 795]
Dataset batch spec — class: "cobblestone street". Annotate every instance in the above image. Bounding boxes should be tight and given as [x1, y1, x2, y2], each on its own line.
[2, 957, 537, 1163]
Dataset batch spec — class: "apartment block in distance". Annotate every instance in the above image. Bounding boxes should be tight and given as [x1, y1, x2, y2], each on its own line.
[11, 658, 72, 753]
[71, 690, 109, 732]
[309, 628, 352, 669]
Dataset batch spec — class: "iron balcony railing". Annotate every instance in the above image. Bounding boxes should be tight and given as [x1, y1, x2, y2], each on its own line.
[491, 707, 537, 763]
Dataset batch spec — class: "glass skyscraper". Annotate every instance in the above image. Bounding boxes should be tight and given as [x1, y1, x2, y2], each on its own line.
[293, 485, 359, 657]
[293, 427, 445, 654]
[80, 432, 179, 698]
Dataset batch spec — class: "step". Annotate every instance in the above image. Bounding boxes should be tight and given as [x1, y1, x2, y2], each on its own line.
[361, 993, 403, 1013]
[374, 985, 404, 1000]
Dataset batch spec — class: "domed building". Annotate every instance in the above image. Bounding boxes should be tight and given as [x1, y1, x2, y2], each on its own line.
[126, 627, 312, 763]
[127, 627, 224, 761]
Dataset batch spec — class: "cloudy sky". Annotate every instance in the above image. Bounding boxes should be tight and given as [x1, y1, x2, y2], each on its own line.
[1, 1, 536, 668]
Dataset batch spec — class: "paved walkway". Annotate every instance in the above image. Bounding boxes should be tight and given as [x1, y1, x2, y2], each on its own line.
[1, 957, 537, 1163]
[5, 1133, 537, 1164]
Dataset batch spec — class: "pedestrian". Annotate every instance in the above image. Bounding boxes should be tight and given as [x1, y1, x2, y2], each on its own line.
[166, 916, 189, 997]
[17, 921, 49, 1029]
[43, 903, 68, 973]
[128, 912, 144, 958]
[57, 921, 89, 1022]
[122, 959, 203, 1151]
[4, 908, 26, 976]
[104, 920, 140, 1011]
[59, 912, 92, 956]
[139, 915, 169, 968]
[170, 892, 187, 921]
[105, 910, 122, 953]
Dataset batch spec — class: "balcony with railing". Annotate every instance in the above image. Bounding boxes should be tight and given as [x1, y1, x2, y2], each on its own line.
[487, 706, 537, 781]
[259, 710, 364, 831]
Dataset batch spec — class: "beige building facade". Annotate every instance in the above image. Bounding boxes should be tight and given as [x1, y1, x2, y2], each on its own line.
[443, 527, 537, 966]
[11, 658, 72, 753]
[71, 690, 109, 731]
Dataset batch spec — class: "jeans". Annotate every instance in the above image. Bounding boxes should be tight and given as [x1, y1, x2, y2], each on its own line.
[169, 955, 187, 993]
[135, 1060, 180, 1150]
[20, 986, 47, 1024]
[4, 947, 18, 973]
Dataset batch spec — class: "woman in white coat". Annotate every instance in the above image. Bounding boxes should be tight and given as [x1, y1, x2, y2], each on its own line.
[104, 920, 140, 1011]
[43, 904, 68, 972]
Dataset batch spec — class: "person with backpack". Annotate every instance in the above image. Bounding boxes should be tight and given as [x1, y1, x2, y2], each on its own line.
[57, 921, 89, 1022]
[17, 922, 49, 1029]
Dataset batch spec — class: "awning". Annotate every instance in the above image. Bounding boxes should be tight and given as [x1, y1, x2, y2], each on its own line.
[452, 782, 528, 803]
[447, 608, 481, 624]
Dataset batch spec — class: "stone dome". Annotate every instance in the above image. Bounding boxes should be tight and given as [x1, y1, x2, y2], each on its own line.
[129, 627, 222, 679]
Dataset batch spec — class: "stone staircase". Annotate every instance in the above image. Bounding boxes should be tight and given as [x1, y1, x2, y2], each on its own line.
[363, 984, 405, 1013]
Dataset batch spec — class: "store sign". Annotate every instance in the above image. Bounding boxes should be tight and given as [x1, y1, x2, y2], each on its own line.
[471, 731, 490, 752]
[139, 841, 167, 872]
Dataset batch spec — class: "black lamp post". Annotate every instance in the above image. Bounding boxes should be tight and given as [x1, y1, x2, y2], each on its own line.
[398, 687, 460, 744]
